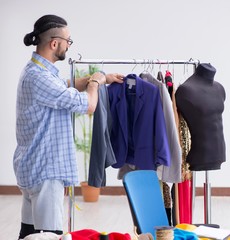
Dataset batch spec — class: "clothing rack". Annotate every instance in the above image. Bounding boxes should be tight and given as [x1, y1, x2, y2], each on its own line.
[68, 57, 212, 232]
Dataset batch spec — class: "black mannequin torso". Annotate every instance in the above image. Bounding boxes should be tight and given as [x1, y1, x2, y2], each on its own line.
[175, 63, 226, 171]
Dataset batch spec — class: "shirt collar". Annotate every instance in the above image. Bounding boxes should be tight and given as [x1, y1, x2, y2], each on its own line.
[31, 52, 59, 76]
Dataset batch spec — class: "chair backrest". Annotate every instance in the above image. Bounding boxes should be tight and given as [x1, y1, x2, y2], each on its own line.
[123, 170, 169, 237]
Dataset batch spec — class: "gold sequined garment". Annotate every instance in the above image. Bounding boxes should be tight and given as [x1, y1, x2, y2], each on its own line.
[163, 182, 171, 208]
[178, 114, 192, 181]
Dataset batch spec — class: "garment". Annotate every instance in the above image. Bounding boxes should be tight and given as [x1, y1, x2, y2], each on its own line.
[140, 72, 182, 226]
[13, 52, 88, 188]
[174, 228, 198, 240]
[117, 163, 139, 180]
[88, 85, 117, 187]
[140, 73, 182, 183]
[23, 232, 60, 240]
[175, 63, 226, 171]
[68, 229, 131, 240]
[108, 74, 170, 170]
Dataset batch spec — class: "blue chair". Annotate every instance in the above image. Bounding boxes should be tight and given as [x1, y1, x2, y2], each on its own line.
[123, 170, 169, 238]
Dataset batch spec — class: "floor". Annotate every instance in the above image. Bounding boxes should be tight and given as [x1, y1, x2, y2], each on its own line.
[1, 195, 230, 240]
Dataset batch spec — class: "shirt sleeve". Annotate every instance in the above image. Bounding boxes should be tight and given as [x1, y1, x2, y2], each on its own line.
[32, 69, 88, 114]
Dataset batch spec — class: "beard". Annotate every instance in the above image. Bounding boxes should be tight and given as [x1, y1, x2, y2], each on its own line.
[55, 44, 68, 61]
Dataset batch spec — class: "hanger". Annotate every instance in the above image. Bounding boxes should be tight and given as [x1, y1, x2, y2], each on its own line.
[77, 53, 82, 61]
[140, 59, 152, 75]
[157, 60, 164, 83]
[131, 59, 138, 72]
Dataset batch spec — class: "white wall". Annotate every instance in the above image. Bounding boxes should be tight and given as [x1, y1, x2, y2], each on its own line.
[1, 0, 230, 187]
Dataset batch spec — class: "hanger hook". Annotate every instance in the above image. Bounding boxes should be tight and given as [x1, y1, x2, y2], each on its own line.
[78, 53, 82, 61]
[151, 60, 155, 75]
[146, 59, 151, 72]
[132, 59, 138, 72]
[142, 59, 146, 71]
[157, 59, 162, 71]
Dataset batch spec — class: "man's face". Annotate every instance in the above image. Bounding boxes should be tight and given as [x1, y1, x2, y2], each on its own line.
[53, 27, 73, 61]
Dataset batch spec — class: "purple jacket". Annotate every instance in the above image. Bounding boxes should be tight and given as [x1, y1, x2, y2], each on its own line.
[108, 74, 170, 170]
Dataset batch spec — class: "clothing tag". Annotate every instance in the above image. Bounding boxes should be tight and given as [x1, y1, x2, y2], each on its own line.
[126, 78, 136, 89]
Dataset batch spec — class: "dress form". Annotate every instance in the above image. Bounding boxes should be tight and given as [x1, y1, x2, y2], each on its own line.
[175, 63, 226, 224]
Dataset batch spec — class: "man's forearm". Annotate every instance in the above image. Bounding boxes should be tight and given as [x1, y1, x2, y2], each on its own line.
[67, 77, 90, 91]
[86, 81, 99, 114]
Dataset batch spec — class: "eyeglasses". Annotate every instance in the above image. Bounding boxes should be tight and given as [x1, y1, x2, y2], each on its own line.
[51, 36, 73, 46]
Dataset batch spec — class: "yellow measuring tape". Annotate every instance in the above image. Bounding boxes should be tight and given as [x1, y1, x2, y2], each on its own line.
[31, 57, 46, 69]
[69, 186, 81, 211]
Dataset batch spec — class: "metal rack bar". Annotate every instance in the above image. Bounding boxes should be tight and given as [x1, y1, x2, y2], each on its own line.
[69, 58, 200, 66]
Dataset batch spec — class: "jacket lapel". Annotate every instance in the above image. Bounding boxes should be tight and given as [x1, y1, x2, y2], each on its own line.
[115, 74, 145, 147]
[132, 75, 144, 127]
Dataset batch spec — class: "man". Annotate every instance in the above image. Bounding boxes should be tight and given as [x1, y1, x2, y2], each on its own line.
[13, 14, 123, 239]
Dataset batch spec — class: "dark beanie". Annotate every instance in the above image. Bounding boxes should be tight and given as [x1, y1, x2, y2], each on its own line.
[24, 14, 67, 46]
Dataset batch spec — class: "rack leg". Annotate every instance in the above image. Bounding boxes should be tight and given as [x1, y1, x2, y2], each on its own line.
[204, 171, 211, 224]
[68, 186, 75, 232]
[68, 60, 76, 232]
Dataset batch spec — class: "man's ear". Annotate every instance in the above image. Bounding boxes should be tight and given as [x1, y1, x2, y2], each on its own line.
[50, 39, 57, 49]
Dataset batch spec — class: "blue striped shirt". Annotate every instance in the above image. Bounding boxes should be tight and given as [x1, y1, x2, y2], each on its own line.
[13, 52, 88, 188]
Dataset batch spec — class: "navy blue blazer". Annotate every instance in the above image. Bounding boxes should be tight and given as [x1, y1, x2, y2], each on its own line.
[108, 74, 170, 170]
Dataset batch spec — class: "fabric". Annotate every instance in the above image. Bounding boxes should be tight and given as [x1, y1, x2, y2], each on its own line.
[140, 73, 182, 183]
[88, 85, 117, 187]
[171, 183, 180, 226]
[174, 228, 198, 240]
[178, 180, 192, 224]
[20, 180, 64, 231]
[175, 224, 220, 240]
[177, 116, 192, 224]
[108, 74, 170, 170]
[13, 52, 88, 188]
[171, 84, 182, 225]
[137, 233, 154, 240]
[162, 181, 171, 208]
[117, 164, 139, 180]
[68, 229, 131, 240]
[157, 71, 164, 83]
[23, 232, 60, 240]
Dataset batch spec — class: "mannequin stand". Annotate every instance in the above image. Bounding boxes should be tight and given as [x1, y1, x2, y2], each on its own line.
[204, 171, 211, 224]
[192, 171, 211, 224]
[193, 171, 219, 227]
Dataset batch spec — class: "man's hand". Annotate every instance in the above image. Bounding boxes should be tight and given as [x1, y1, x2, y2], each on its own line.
[90, 72, 106, 85]
[106, 73, 124, 84]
